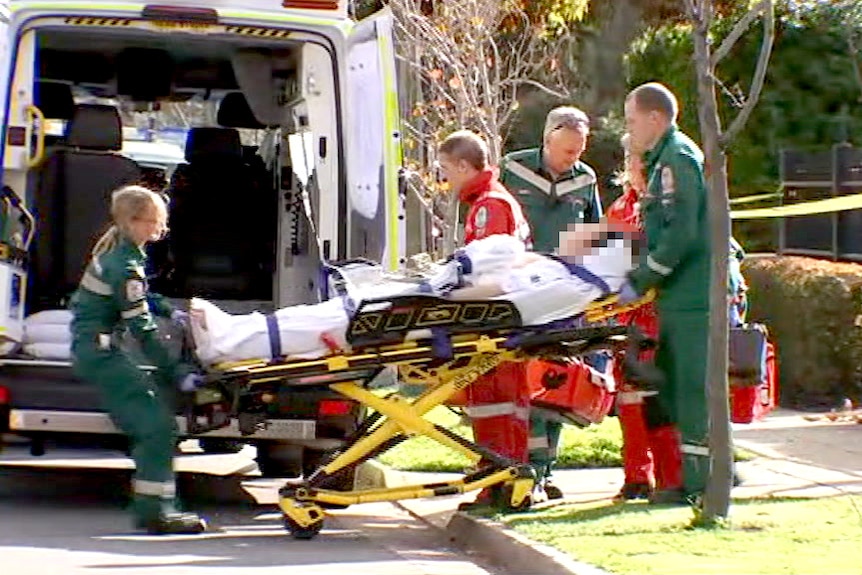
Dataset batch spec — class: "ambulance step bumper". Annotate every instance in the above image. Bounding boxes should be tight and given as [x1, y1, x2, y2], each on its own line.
[8, 409, 317, 440]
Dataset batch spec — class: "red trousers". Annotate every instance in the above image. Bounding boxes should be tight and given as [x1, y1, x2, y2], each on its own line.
[465, 360, 530, 464]
[614, 303, 683, 491]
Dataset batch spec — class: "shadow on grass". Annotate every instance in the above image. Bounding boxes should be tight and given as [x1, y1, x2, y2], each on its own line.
[503, 494, 862, 530]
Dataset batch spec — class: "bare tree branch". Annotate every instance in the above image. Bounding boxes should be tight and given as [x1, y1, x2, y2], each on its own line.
[711, 0, 769, 68]
[721, 0, 774, 147]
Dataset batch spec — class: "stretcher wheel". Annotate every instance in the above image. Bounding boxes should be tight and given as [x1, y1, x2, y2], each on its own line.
[283, 515, 324, 540]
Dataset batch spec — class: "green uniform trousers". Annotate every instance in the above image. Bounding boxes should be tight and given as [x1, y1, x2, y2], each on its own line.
[72, 341, 178, 522]
[528, 414, 562, 483]
[654, 308, 710, 497]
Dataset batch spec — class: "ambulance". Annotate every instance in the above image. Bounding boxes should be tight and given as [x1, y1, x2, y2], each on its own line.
[0, 0, 405, 478]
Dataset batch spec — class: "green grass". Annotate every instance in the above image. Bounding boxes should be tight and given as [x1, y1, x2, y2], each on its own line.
[504, 496, 862, 575]
[375, 402, 754, 472]
[377, 405, 624, 472]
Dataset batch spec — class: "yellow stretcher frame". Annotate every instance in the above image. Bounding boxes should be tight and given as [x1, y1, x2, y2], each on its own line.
[199, 291, 655, 540]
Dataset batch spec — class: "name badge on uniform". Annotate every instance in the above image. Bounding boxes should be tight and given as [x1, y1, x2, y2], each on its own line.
[126, 279, 145, 302]
[661, 166, 675, 195]
[475, 206, 488, 229]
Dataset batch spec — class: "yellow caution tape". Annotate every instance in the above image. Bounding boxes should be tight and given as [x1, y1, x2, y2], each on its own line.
[731, 192, 862, 220]
[728, 192, 783, 205]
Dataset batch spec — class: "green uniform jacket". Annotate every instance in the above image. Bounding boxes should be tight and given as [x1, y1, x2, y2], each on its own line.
[499, 148, 602, 252]
[69, 236, 188, 382]
[628, 126, 711, 311]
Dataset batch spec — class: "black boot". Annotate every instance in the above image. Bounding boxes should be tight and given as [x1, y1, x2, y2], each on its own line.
[648, 488, 689, 506]
[543, 480, 564, 500]
[137, 512, 207, 535]
[613, 482, 653, 502]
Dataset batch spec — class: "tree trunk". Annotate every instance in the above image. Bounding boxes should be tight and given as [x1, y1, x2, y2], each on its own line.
[690, 9, 733, 523]
[577, 0, 646, 118]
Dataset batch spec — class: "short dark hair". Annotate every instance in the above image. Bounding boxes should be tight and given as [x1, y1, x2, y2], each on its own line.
[439, 130, 489, 170]
[628, 82, 679, 123]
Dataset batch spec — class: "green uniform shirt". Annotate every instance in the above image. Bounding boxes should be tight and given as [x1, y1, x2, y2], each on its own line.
[69, 236, 187, 381]
[629, 126, 711, 311]
[499, 148, 602, 252]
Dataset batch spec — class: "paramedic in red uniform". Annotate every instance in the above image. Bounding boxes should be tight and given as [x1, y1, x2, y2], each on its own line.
[605, 133, 683, 502]
[436, 130, 533, 511]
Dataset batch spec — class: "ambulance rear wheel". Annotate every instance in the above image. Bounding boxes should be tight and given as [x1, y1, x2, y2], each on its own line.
[283, 515, 323, 540]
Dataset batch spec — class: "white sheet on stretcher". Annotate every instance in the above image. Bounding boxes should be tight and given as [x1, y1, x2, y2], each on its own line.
[190, 234, 636, 366]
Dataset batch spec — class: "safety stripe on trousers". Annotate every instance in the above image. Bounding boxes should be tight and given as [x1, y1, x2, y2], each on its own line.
[133, 479, 176, 499]
[681, 444, 710, 457]
[528, 436, 548, 450]
[121, 303, 149, 319]
[464, 403, 530, 421]
[80, 272, 113, 296]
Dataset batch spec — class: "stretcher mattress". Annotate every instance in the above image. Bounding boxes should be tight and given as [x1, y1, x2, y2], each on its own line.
[189, 277, 608, 366]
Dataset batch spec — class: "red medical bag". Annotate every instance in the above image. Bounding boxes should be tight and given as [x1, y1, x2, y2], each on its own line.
[730, 340, 778, 424]
[527, 359, 616, 427]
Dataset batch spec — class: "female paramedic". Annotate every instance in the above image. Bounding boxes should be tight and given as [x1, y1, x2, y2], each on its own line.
[69, 185, 207, 535]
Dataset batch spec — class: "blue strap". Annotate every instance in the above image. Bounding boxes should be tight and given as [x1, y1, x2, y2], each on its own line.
[568, 264, 611, 298]
[454, 250, 472, 275]
[265, 313, 282, 359]
[431, 328, 454, 360]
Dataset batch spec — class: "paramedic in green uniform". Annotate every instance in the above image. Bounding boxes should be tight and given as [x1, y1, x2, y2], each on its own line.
[70, 185, 207, 534]
[499, 106, 603, 500]
[621, 82, 711, 503]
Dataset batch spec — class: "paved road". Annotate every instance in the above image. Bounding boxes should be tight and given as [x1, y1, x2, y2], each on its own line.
[0, 446, 499, 575]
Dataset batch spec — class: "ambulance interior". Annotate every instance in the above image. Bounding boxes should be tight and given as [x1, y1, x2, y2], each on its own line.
[20, 24, 331, 322]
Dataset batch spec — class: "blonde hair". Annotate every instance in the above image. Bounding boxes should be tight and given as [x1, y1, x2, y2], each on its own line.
[91, 185, 167, 257]
[616, 133, 643, 190]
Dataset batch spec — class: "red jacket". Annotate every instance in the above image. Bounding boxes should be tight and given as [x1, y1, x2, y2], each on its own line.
[459, 169, 531, 246]
[607, 186, 658, 341]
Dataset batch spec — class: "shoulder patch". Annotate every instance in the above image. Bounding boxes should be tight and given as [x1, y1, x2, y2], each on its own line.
[475, 206, 488, 228]
[661, 166, 675, 195]
[125, 279, 146, 302]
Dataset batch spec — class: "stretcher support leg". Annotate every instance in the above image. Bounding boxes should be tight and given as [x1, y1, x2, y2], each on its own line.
[277, 350, 537, 539]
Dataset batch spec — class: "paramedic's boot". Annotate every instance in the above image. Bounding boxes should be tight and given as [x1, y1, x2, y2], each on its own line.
[614, 482, 653, 502]
[542, 479, 564, 500]
[133, 495, 207, 535]
[458, 487, 501, 513]
[138, 512, 208, 535]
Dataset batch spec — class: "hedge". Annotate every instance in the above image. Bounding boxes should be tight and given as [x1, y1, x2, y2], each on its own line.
[742, 255, 862, 408]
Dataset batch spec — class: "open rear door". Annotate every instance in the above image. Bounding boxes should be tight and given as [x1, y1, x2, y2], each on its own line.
[0, 0, 11, 169]
[345, 7, 404, 272]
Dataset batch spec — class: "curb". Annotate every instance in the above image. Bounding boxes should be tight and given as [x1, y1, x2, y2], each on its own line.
[447, 512, 614, 575]
[370, 461, 613, 575]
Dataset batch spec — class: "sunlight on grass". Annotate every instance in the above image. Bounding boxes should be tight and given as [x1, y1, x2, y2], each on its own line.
[505, 496, 862, 575]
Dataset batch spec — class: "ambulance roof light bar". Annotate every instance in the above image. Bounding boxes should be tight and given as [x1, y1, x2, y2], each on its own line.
[142, 5, 219, 24]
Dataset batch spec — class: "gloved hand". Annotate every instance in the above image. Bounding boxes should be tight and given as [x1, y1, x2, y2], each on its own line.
[179, 373, 204, 393]
[171, 309, 189, 327]
[617, 281, 641, 305]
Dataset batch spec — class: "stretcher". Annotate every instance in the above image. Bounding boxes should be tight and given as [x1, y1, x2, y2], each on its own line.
[186, 282, 655, 540]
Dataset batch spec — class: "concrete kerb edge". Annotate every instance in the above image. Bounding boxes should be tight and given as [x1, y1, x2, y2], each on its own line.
[447, 512, 615, 575]
[369, 460, 613, 575]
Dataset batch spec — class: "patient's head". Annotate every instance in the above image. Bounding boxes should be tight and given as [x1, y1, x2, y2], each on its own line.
[557, 222, 643, 264]
[437, 130, 489, 194]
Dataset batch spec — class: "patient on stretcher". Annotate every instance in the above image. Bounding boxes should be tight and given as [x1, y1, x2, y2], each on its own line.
[189, 225, 642, 366]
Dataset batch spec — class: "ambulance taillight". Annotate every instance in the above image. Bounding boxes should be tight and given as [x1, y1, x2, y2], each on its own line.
[142, 5, 219, 24]
[282, 0, 339, 10]
[318, 399, 353, 417]
[0, 385, 8, 405]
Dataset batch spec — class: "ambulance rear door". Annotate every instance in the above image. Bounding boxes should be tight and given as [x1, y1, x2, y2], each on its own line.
[344, 7, 404, 272]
